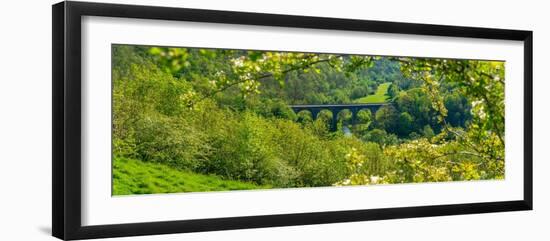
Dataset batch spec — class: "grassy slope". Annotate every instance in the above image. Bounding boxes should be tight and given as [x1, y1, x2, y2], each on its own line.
[354, 82, 391, 104]
[113, 157, 270, 195]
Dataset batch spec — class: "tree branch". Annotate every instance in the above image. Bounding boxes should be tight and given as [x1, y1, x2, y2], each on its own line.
[190, 55, 342, 106]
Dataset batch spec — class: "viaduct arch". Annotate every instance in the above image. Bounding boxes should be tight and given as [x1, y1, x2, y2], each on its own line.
[289, 103, 388, 131]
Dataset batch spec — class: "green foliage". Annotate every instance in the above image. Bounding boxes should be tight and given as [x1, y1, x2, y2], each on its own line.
[112, 47, 353, 189]
[350, 85, 369, 100]
[112, 45, 505, 194]
[353, 109, 372, 135]
[133, 113, 206, 170]
[399, 58, 505, 175]
[397, 112, 414, 136]
[394, 88, 438, 133]
[387, 83, 400, 99]
[421, 125, 435, 140]
[360, 128, 399, 146]
[444, 92, 472, 127]
[200, 110, 288, 185]
[251, 98, 297, 120]
[334, 142, 388, 185]
[338, 58, 505, 186]
[374, 105, 399, 131]
[296, 110, 314, 124]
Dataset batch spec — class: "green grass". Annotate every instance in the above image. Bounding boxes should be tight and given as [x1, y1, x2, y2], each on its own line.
[113, 157, 271, 195]
[354, 82, 391, 104]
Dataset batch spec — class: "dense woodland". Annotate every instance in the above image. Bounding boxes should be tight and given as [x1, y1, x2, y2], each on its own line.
[112, 45, 504, 194]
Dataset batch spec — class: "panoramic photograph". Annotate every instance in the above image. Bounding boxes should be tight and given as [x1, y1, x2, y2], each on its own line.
[111, 44, 505, 195]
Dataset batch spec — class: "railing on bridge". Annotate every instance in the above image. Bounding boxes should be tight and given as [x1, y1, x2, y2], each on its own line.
[289, 103, 389, 131]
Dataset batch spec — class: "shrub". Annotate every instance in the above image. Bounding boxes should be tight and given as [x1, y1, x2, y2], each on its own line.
[134, 113, 206, 170]
[274, 120, 349, 186]
[360, 128, 398, 146]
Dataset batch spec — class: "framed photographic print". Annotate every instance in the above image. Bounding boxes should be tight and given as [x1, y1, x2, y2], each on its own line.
[52, 1, 533, 240]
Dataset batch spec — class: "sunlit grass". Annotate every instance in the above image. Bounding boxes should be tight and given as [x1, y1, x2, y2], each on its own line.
[354, 82, 391, 104]
[113, 157, 271, 195]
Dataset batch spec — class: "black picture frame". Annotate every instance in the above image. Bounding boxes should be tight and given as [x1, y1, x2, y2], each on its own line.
[52, 1, 533, 240]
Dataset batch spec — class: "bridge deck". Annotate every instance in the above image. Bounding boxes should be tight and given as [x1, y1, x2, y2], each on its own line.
[289, 103, 388, 108]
